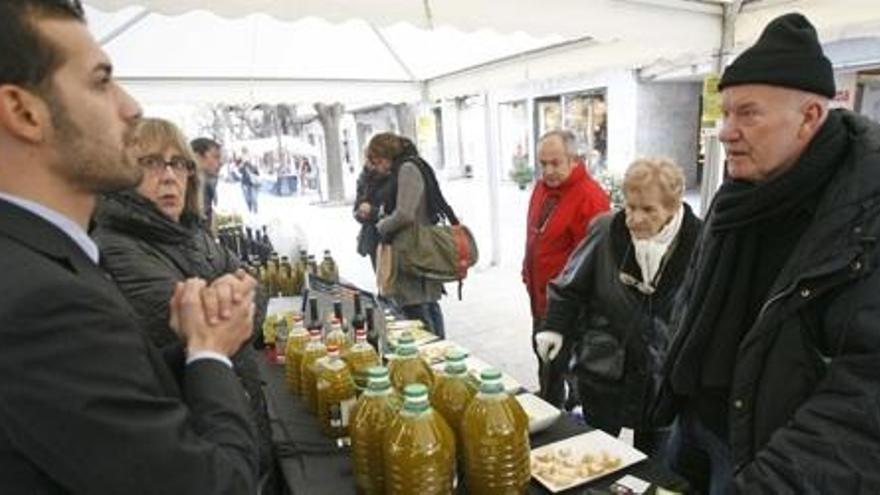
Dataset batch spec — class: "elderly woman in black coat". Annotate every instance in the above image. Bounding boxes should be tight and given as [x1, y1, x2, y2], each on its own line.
[93, 118, 275, 491]
[535, 157, 701, 454]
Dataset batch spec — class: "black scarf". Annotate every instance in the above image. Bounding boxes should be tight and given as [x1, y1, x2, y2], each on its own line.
[670, 110, 850, 395]
[385, 149, 459, 226]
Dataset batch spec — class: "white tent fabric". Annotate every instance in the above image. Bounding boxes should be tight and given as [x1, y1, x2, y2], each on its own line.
[736, 0, 880, 47]
[85, 0, 722, 39]
[84, 1, 722, 105]
[85, 1, 880, 106]
[85, 5, 573, 105]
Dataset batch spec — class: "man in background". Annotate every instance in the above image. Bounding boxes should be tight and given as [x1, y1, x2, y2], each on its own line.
[525, 130, 610, 407]
[191, 136, 222, 228]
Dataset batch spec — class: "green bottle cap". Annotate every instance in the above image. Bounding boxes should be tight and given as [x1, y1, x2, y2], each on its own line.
[402, 383, 430, 412]
[367, 366, 388, 378]
[396, 332, 418, 356]
[444, 350, 467, 375]
[366, 366, 391, 392]
[479, 368, 505, 394]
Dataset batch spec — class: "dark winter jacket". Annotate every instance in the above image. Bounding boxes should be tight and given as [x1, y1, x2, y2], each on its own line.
[353, 166, 392, 259]
[523, 163, 610, 318]
[657, 110, 880, 493]
[544, 206, 700, 428]
[92, 191, 273, 475]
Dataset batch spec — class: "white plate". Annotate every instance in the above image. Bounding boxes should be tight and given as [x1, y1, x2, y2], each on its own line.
[515, 393, 561, 434]
[530, 430, 648, 493]
[417, 340, 469, 364]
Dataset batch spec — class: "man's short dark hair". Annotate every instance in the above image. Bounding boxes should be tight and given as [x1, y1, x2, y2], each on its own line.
[0, 1, 86, 90]
[190, 137, 221, 156]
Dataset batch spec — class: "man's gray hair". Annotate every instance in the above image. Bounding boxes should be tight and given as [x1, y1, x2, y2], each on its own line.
[539, 130, 578, 159]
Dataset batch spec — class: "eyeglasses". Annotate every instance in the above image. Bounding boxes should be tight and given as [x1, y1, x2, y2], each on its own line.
[138, 154, 195, 176]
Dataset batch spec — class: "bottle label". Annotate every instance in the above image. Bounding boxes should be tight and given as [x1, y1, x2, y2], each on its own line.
[340, 397, 357, 426]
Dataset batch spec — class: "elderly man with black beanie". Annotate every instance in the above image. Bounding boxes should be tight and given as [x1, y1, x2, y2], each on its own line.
[653, 12, 880, 494]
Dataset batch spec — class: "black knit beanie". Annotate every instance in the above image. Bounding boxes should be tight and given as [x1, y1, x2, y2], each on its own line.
[718, 13, 835, 98]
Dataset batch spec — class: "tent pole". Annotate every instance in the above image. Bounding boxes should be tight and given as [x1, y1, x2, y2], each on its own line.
[700, 0, 743, 214]
[99, 8, 151, 46]
[368, 22, 418, 82]
[484, 92, 501, 267]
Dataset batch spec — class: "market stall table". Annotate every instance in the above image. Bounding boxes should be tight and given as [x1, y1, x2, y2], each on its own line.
[258, 356, 687, 495]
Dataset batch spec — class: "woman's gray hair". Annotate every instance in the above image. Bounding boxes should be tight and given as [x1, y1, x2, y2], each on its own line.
[538, 129, 578, 159]
[623, 157, 685, 208]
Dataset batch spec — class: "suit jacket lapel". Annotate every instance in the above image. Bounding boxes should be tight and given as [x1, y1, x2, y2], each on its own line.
[0, 198, 184, 397]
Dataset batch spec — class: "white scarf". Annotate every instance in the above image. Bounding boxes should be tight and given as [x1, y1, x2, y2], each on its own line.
[630, 204, 684, 292]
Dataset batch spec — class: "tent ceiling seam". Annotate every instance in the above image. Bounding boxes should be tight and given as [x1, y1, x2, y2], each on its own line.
[426, 34, 597, 83]
[98, 7, 151, 45]
[368, 22, 419, 82]
[422, 0, 435, 30]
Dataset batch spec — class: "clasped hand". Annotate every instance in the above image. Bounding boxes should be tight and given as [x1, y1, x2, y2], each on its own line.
[169, 269, 257, 357]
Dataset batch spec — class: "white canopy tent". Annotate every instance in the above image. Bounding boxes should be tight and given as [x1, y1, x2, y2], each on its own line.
[83, 0, 729, 107]
[81, 0, 880, 266]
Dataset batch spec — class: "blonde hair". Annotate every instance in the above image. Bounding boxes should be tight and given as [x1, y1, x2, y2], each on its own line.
[623, 157, 685, 208]
[132, 117, 202, 219]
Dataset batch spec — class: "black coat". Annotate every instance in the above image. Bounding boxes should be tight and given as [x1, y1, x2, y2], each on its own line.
[0, 198, 258, 493]
[659, 110, 880, 493]
[353, 167, 392, 258]
[545, 205, 701, 428]
[93, 191, 273, 474]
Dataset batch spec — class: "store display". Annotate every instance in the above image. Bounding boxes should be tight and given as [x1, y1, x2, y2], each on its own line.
[530, 430, 647, 493]
[284, 319, 310, 394]
[350, 367, 399, 495]
[388, 332, 435, 392]
[316, 345, 357, 439]
[384, 384, 455, 495]
[301, 328, 328, 414]
[325, 318, 351, 352]
[419, 340, 468, 365]
[342, 327, 380, 392]
[429, 350, 475, 452]
[318, 249, 340, 282]
[461, 368, 531, 495]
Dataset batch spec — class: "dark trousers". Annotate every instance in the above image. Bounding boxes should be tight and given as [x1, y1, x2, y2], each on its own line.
[531, 317, 572, 408]
[402, 302, 445, 339]
[242, 185, 259, 213]
[663, 408, 734, 495]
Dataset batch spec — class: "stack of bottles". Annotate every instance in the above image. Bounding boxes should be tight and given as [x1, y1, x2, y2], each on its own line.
[251, 248, 339, 299]
[280, 301, 530, 493]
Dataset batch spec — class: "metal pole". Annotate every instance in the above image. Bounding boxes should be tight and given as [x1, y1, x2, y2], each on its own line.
[484, 92, 502, 267]
[699, 1, 743, 214]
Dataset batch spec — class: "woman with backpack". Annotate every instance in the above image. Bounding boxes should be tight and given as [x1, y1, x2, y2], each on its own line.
[368, 133, 452, 338]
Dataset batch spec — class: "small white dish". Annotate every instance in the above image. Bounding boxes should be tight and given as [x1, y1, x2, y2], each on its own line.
[515, 393, 562, 434]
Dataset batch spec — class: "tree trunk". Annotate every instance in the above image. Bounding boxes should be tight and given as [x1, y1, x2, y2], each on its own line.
[393, 103, 417, 141]
[314, 102, 345, 202]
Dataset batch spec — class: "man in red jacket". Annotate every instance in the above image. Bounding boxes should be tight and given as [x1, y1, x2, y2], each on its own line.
[523, 130, 610, 406]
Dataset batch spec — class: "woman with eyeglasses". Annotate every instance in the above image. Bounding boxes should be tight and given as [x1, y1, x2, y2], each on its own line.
[93, 118, 276, 492]
[534, 157, 701, 455]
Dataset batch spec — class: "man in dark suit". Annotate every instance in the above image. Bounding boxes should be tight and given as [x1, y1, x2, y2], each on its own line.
[0, 1, 260, 493]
